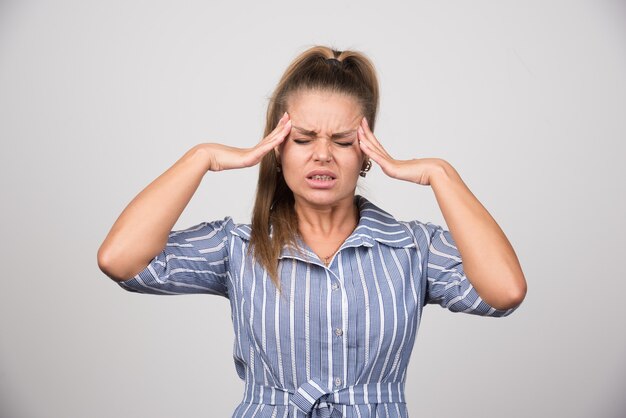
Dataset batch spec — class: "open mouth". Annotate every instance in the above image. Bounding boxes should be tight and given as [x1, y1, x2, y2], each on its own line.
[305, 172, 337, 189]
[308, 175, 335, 181]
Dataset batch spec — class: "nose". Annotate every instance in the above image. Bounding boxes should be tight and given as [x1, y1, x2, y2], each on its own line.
[312, 139, 332, 162]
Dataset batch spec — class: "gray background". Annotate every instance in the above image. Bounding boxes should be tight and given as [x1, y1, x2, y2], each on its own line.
[1, 0, 625, 417]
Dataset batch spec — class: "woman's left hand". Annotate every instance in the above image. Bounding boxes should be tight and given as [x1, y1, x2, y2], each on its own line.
[357, 117, 447, 186]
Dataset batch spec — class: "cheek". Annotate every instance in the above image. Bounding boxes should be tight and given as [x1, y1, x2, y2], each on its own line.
[279, 148, 307, 184]
[280, 146, 306, 169]
[344, 150, 365, 170]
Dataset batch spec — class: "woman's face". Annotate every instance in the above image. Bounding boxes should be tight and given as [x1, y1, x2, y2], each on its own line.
[277, 89, 367, 210]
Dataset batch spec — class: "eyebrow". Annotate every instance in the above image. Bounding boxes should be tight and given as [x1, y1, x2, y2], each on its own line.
[292, 125, 356, 140]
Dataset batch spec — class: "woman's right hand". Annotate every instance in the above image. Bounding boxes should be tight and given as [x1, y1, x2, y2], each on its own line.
[200, 112, 292, 172]
[97, 112, 291, 281]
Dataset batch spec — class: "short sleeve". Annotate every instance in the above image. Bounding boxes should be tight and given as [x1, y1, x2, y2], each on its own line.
[116, 217, 234, 298]
[408, 220, 519, 317]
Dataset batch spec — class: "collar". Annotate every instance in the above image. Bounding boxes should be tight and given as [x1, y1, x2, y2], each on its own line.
[230, 195, 415, 260]
[347, 195, 415, 249]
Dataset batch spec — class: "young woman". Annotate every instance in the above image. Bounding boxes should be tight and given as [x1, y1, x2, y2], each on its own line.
[98, 45, 527, 417]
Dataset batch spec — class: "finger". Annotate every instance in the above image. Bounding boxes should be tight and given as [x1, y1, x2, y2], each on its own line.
[358, 126, 391, 159]
[360, 117, 382, 147]
[359, 133, 397, 172]
[358, 136, 372, 156]
[358, 122, 381, 149]
[274, 112, 291, 134]
[273, 118, 292, 142]
[257, 119, 291, 153]
[260, 116, 291, 146]
[262, 112, 289, 140]
[360, 143, 397, 176]
[246, 116, 291, 164]
[358, 138, 385, 165]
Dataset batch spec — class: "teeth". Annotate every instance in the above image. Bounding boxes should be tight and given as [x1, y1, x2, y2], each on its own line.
[311, 175, 333, 181]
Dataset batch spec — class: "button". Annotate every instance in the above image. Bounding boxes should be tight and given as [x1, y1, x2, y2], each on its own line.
[331, 282, 339, 291]
[334, 377, 342, 386]
[334, 328, 343, 336]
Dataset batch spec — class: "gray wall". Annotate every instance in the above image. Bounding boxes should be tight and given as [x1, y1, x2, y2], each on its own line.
[1, 0, 625, 417]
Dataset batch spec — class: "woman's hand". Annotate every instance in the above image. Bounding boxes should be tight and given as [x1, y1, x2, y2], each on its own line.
[200, 112, 292, 172]
[357, 117, 447, 186]
[358, 116, 527, 308]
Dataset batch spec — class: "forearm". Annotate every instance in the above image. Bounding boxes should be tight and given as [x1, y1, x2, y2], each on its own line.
[429, 160, 527, 309]
[97, 145, 211, 281]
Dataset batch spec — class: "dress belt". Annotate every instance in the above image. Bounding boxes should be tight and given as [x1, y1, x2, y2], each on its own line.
[245, 378, 405, 417]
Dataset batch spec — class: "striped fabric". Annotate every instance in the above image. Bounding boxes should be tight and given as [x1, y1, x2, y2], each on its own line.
[118, 195, 519, 417]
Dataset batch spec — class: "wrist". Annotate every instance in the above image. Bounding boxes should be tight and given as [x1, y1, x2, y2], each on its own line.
[428, 159, 457, 187]
[186, 144, 215, 173]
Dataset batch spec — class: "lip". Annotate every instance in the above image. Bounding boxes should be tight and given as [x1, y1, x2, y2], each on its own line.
[305, 169, 337, 189]
[305, 169, 337, 179]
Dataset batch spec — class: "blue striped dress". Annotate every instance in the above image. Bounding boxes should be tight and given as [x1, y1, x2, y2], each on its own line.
[117, 195, 519, 417]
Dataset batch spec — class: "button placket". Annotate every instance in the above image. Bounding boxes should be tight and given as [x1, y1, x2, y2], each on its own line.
[327, 269, 344, 393]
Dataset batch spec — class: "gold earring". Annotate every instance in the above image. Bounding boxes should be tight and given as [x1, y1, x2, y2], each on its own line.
[359, 160, 372, 177]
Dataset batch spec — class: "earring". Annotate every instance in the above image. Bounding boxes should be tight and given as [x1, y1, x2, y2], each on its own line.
[359, 160, 372, 177]
[274, 150, 282, 173]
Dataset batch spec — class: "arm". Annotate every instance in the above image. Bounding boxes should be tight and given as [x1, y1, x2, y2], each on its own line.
[97, 145, 212, 281]
[427, 161, 526, 310]
[97, 113, 293, 282]
[357, 117, 527, 311]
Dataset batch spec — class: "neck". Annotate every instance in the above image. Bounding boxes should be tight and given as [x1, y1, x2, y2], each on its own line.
[295, 195, 359, 236]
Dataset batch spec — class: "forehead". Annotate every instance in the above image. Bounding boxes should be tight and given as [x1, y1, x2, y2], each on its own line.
[286, 90, 363, 131]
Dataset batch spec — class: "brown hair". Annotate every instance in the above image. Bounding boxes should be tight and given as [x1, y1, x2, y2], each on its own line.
[249, 45, 380, 291]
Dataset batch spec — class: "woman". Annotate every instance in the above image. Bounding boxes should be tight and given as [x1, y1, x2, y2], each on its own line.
[98, 45, 527, 417]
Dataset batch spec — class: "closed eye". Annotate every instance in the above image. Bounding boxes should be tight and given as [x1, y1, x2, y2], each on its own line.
[335, 141, 354, 147]
[292, 139, 354, 147]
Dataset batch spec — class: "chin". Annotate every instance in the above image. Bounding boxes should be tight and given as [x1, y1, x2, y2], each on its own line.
[293, 189, 354, 208]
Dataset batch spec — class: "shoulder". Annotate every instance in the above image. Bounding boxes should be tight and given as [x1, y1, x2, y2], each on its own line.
[193, 217, 254, 244]
[179, 216, 237, 237]
[401, 219, 445, 245]
[170, 216, 248, 248]
[355, 195, 417, 249]
[355, 195, 444, 249]
[165, 217, 239, 254]
[228, 219, 252, 241]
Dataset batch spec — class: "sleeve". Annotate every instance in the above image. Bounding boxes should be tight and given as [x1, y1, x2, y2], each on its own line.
[116, 217, 234, 298]
[408, 220, 520, 317]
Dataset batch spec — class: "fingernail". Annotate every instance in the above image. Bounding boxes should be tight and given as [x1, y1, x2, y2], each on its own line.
[363, 117, 369, 126]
